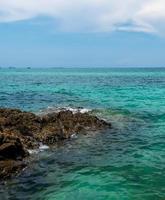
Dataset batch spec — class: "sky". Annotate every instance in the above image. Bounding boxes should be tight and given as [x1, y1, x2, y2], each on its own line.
[0, 0, 165, 68]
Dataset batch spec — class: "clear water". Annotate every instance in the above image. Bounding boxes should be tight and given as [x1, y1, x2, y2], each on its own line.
[0, 67, 165, 200]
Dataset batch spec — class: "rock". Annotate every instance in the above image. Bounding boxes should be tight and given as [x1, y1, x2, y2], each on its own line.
[38, 110, 111, 145]
[0, 134, 27, 160]
[0, 160, 26, 179]
[0, 107, 111, 179]
[0, 108, 41, 149]
[0, 133, 28, 179]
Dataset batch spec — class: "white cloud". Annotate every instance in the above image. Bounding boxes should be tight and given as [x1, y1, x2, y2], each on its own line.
[0, 0, 165, 34]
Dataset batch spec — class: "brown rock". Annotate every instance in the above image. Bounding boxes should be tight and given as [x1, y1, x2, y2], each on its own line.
[0, 134, 27, 160]
[0, 160, 26, 179]
[0, 133, 28, 180]
[0, 107, 111, 179]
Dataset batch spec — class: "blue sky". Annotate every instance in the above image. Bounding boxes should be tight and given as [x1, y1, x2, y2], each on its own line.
[0, 0, 165, 67]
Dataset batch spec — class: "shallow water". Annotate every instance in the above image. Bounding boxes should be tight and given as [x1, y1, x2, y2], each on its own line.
[0, 67, 165, 199]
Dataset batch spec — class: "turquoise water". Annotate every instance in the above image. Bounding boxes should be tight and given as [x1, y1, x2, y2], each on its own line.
[0, 67, 165, 199]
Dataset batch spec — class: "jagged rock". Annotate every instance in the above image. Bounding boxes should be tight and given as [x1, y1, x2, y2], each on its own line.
[38, 111, 111, 144]
[0, 133, 28, 179]
[0, 108, 111, 179]
[0, 160, 26, 179]
[0, 134, 27, 160]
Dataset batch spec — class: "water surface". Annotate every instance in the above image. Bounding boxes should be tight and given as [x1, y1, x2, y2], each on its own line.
[0, 67, 165, 199]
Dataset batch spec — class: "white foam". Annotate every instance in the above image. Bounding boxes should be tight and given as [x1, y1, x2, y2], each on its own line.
[27, 149, 40, 154]
[79, 108, 91, 114]
[63, 107, 91, 114]
[71, 133, 78, 139]
[37, 106, 92, 116]
[39, 143, 49, 151]
[27, 143, 49, 154]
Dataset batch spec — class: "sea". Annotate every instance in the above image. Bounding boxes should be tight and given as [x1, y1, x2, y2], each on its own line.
[0, 67, 165, 200]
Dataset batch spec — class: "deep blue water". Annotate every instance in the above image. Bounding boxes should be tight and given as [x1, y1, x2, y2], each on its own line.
[0, 67, 165, 200]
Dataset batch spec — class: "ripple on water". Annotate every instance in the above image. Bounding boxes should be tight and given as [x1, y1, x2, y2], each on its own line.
[0, 68, 165, 199]
[0, 114, 165, 200]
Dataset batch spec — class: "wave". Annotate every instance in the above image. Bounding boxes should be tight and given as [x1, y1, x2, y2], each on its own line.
[37, 106, 92, 116]
[27, 143, 49, 154]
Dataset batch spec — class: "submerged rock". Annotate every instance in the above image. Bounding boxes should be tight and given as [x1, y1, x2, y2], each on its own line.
[0, 108, 111, 179]
[0, 160, 26, 179]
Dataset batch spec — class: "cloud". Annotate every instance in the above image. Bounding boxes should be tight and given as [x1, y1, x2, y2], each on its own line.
[0, 0, 165, 34]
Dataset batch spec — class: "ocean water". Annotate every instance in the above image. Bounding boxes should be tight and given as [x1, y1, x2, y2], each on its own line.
[0, 67, 165, 200]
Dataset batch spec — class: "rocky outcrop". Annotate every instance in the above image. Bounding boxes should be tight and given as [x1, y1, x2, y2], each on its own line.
[0, 108, 111, 179]
[38, 110, 110, 144]
[0, 108, 41, 149]
[0, 134, 27, 160]
[0, 134, 28, 179]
